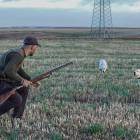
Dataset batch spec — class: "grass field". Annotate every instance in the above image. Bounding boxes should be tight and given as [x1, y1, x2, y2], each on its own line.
[0, 27, 140, 39]
[0, 38, 140, 140]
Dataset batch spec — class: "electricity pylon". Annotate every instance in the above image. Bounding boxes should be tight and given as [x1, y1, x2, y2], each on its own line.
[91, 0, 114, 38]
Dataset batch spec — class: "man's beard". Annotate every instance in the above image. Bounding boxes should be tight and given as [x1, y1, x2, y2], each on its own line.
[29, 52, 34, 56]
[30, 48, 36, 56]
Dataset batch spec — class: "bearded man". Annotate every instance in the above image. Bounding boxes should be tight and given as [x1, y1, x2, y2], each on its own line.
[0, 36, 41, 119]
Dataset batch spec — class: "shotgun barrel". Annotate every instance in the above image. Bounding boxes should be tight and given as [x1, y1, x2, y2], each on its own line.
[0, 62, 73, 105]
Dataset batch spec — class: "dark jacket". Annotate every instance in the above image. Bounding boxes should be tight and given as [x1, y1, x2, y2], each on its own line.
[0, 47, 31, 83]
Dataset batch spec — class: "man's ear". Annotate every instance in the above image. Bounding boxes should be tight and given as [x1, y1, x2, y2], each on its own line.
[31, 45, 34, 50]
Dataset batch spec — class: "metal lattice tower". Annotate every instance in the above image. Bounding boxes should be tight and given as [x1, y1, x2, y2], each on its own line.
[91, 0, 114, 38]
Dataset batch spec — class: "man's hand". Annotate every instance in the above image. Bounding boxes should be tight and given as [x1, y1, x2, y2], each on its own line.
[21, 79, 32, 87]
[32, 81, 41, 89]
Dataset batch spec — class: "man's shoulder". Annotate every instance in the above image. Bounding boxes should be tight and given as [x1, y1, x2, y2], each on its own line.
[12, 47, 25, 57]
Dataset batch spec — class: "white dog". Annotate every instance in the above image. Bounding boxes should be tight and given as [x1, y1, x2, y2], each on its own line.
[134, 69, 140, 85]
[97, 59, 108, 73]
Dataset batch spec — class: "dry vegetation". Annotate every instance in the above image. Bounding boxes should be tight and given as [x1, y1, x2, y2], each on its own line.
[0, 28, 91, 40]
[0, 27, 140, 40]
[0, 28, 140, 139]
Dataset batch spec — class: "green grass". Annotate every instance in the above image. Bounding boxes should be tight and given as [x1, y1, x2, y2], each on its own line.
[51, 133, 64, 140]
[1, 39, 140, 139]
[87, 123, 104, 135]
[113, 126, 136, 139]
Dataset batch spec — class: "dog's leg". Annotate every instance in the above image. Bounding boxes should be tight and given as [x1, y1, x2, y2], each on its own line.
[137, 79, 140, 86]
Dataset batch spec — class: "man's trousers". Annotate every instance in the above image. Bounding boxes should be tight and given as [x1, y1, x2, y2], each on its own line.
[0, 80, 29, 119]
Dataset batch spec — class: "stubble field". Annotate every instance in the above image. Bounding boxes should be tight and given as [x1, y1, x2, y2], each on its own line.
[0, 27, 140, 39]
[0, 28, 140, 139]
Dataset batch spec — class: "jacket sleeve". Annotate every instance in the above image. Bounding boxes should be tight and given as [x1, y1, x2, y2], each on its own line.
[4, 53, 24, 83]
[17, 67, 31, 80]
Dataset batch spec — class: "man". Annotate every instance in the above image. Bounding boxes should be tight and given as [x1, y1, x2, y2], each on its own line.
[0, 36, 41, 119]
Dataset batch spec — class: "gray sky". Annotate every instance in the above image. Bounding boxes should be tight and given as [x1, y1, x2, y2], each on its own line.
[0, 0, 140, 27]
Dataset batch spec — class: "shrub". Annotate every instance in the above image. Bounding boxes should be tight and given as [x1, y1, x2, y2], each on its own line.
[87, 123, 104, 135]
[51, 133, 63, 140]
[113, 126, 136, 139]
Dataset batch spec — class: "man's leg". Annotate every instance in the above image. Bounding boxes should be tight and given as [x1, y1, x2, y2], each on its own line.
[0, 80, 22, 116]
[12, 87, 29, 119]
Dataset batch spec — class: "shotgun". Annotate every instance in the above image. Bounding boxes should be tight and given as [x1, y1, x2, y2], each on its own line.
[0, 62, 73, 105]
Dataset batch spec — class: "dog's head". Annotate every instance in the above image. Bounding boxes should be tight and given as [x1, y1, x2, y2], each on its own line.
[100, 67, 107, 73]
[134, 69, 140, 79]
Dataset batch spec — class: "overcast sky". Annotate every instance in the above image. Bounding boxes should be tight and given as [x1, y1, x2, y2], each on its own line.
[0, 0, 140, 27]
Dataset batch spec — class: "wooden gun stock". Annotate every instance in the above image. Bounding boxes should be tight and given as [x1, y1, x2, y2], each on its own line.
[0, 73, 51, 105]
[0, 62, 73, 105]
[0, 86, 22, 105]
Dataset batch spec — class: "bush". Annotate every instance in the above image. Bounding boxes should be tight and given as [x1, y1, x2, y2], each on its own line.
[51, 133, 63, 140]
[113, 126, 136, 139]
[87, 123, 104, 135]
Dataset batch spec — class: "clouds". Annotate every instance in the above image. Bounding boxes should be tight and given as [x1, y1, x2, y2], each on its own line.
[2, 0, 21, 2]
[78, 0, 140, 13]
[0, 0, 139, 27]
[0, 8, 92, 27]
[0, 0, 81, 8]
[79, 0, 140, 6]
[1, 0, 66, 2]
[112, 11, 140, 27]
[78, 0, 94, 6]
[47, 0, 65, 2]
[0, 7, 139, 28]
[1, 0, 140, 6]
[1, 0, 140, 10]
[111, 0, 140, 5]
